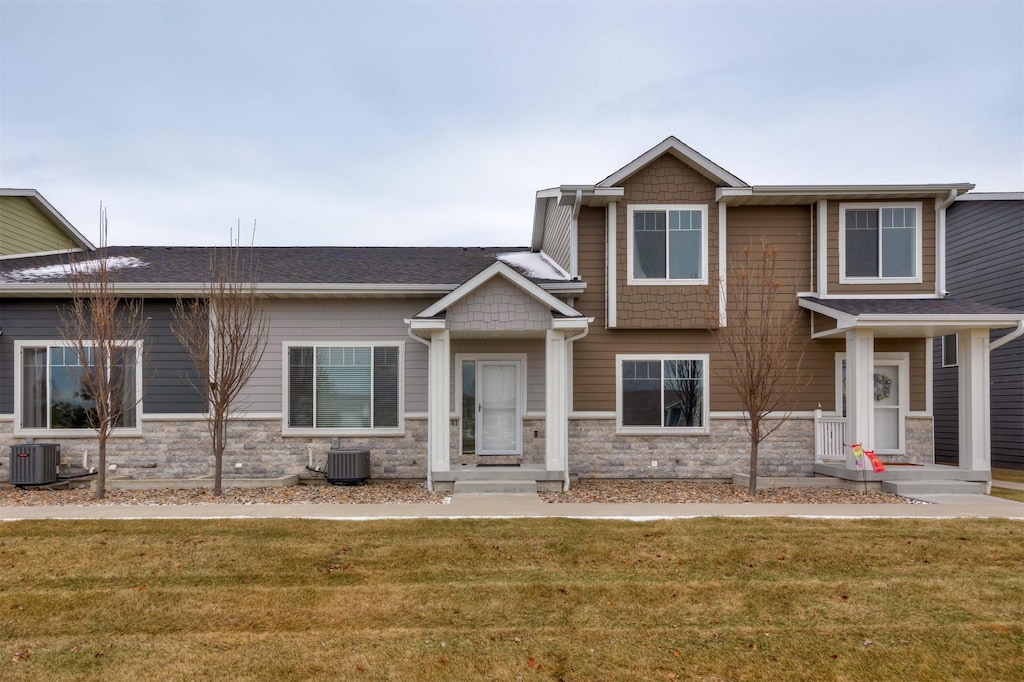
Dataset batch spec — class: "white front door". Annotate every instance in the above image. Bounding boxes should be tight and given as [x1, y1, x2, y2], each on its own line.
[477, 360, 521, 455]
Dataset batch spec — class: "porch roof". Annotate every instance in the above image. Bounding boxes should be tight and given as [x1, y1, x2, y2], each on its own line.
[800, 296, 1024, 338]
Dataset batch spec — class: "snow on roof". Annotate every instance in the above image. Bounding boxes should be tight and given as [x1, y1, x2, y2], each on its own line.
[1, 256, 147, 282]
[496, 251, 570, 281]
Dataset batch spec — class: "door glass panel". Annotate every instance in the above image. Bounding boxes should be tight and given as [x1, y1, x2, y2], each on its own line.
[461, 361, 476, 454]
[479, 363, 518, 453]
[873, 365, 900, 451]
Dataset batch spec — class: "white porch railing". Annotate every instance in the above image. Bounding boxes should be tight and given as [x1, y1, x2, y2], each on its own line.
[814, 409, 847, 461]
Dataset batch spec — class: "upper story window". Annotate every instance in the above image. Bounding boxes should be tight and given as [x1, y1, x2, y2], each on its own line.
[627, 204, 708, 285]
[840, 203, 922, 283]
[285, 343, 402, 434]
[616, 354, 709, 434]
[15, 340, 141, 435]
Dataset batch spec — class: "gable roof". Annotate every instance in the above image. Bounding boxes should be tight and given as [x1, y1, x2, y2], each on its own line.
[415, 261, 583, 319]
[597, 136, 749, 189]
[800, 296, 1023, 338]
[0, 189, 96, 253]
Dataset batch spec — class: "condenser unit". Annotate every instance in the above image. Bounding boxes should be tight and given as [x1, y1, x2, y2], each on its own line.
[326, 449, 371, 485]
[9, 444, 61, 486]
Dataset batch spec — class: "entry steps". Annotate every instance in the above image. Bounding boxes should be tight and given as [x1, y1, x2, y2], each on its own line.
[453, 479, 538, 495]
[881, 480, 987, 496]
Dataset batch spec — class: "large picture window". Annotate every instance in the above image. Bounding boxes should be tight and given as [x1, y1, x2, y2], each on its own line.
[16, 341, 140, 434]
[627, 205, 708, 284]
[840, 203, 921, 282]
[617, 354, 709, 433]
[286, 343, 401, 432]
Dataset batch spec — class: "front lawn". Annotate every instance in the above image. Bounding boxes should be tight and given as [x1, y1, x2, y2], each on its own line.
[1, 518, 1021, 681]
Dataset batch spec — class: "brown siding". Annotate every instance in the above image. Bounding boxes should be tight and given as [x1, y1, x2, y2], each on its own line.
[827, 200, 937, 294]
[615, 154, 719, 328]
[812, 311, 838, 333]
[576, 206, 607, 328]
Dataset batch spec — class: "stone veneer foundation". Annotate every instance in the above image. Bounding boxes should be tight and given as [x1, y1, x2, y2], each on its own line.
[0, 414, 934, 482]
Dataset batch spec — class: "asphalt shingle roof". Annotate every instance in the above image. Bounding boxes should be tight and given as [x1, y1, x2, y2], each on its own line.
[0, 245, 562, 286]
[802, 296, 1021, 317]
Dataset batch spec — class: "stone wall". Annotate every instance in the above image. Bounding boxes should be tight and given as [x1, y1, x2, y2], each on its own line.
[903, 416, 935, 465]
[568, 416, 819, 479]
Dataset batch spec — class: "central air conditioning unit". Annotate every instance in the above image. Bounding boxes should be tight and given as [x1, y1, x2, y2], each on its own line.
[9, 444, 61, 486]
[326, 449, 371, 485]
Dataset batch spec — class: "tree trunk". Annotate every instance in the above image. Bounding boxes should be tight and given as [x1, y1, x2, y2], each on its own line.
[748, 436, 759, 496]
[213, 421, 225, 497]
[95, 436, 107, 500]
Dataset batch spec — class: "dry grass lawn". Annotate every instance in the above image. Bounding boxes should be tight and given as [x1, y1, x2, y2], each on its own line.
[1, 518, 1021, 681]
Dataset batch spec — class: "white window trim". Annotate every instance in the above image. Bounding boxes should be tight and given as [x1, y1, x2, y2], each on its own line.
[838, 202, 923, 285]
[615, 353, 710, 435]
[941, 333, 958, 368]
[14, 339, 144, 438]
[280, 341, 405, 437]
[626, 204, 709, 286]
[834, 351, 910, 455]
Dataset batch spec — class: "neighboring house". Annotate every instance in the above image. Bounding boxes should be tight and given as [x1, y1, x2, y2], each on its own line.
[2, 141, 1021, 489]
[0, 189, 95, 257]
[933, 193, 1024, 471]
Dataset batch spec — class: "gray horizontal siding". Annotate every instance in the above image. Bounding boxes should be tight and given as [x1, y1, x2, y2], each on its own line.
[240, 299, 430, 415]
[934, 199, 1023, 469]
[541, 198, 573, 274]
[0, 298, 205, 416]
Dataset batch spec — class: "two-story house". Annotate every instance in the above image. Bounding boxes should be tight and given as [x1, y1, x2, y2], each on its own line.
[2, 139, 1021, 489]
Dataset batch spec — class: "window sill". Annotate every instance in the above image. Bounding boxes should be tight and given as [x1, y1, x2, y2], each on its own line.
[626, 278, 708, 287]
[13, 428, 143, 439]
[282, 428, 406, 438]
[616, 427, 710, 437]
[838, 276, 922, 285]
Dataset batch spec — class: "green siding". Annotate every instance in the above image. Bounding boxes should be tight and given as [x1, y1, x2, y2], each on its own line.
[0, 197, 77, 256]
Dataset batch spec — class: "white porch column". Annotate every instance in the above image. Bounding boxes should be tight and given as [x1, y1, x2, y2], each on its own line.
[545, 329, 568, 472]
[958, 328, 991, 471]
[845, 328, 874, 469]
[428, 329, 451, 473]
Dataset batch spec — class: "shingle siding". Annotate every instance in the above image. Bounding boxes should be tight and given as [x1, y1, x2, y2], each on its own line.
[934, 199, 1024, 469]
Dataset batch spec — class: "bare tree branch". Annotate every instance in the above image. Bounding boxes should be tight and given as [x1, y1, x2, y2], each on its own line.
[59, 247, 149, 500]
[172, 237, 269, 496]
[716, 238, 809, 494]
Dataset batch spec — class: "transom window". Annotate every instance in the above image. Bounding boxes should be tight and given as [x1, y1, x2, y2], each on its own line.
[617, 354, 709, 433]
[286, 343, 401, 432]
[840, 203, 921, 282]
[16, 341, 140, 434]
[628, 205, 708, 284]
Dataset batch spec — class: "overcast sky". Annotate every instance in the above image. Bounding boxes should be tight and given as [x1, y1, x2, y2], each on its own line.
[2, 0, 1022, 248]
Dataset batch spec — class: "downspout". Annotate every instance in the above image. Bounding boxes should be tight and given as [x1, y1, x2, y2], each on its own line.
[937, 189, 957, 297]
[407, 327, 434, 491]
[990, 321, 1024, 352]
[563, 325, 590, 491]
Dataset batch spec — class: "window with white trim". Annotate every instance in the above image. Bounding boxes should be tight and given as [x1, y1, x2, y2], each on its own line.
[941, 333, 958, 368]
[16, 341, 141, 433]
[285, 343, 401, 431]
[627, 205, 707, 284]
[840, 203, 921, 282]
[617, 354, 709, 433]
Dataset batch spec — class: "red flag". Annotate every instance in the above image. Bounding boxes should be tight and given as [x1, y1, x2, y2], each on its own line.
[865, 450, 885, 473]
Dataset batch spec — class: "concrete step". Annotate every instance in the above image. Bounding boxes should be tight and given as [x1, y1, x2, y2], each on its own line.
[453, 479, 538, 495]
[881, 480, 987, 496]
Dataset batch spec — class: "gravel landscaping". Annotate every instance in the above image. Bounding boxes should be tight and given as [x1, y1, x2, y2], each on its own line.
[0, 478, 918, 506]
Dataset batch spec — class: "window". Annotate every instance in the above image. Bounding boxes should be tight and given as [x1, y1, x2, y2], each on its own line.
[16, 341, 140, 434]
[627, 205, 707, 284]
[617, 354, 709, 433]
[941, 333, 958, 368]
[285, 343, 401, 432]
[840, 203, 921, 282]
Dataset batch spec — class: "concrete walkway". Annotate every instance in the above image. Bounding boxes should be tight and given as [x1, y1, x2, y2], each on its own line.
[1, 491, 1022, 521]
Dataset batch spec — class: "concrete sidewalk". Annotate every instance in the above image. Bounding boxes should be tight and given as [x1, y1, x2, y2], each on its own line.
[1, 491, 1022, 521]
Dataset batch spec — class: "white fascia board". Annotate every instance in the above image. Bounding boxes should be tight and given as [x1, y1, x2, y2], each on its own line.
[797, 298, 858, 328]
[729, 184, 976, 199]
[597, 137, 748, 189]
[415, 261, 582, 319]
[0, 282, 462, 297]
[407, 318, 446, 330]
[856, 314, 1024, 328]
[552, 317, 592, 330]
[0, 188, 97, 251]
[955, 192, 1024, 201]
[0, 247, 86, 261]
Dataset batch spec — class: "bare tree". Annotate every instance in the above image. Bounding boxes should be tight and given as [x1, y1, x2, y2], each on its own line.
[60, 248, 148, 500]
[172, 240, 269, 496]
[716, 238, 808, 494]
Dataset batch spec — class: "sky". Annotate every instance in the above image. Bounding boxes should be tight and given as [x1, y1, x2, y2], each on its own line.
[2, 0, 1022, 248]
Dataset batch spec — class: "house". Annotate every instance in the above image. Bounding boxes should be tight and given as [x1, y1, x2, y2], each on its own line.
[2, 139, 1021, 490]
[932, 193, 1024, 471]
